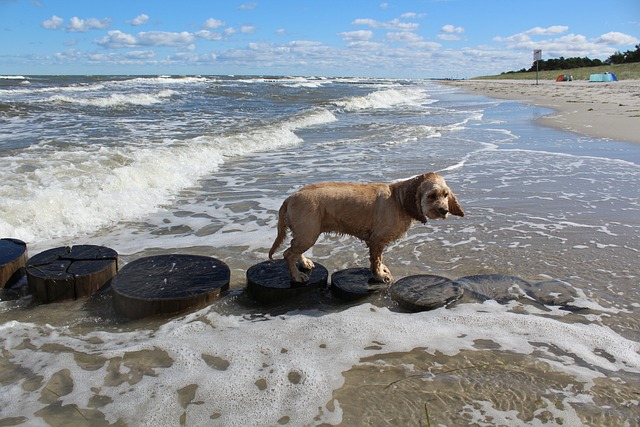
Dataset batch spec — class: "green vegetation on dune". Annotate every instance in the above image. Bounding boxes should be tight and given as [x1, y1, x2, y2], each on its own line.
[475, 45, 640, 80]
[474, 62, 640, 81]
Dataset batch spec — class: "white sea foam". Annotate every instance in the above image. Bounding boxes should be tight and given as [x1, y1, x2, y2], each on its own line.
[42, 90, 177, 107]
[0, 83, 105, 96]
[118, 76, 209, 86]
[334, 88, 433, 111]
[1, 302, 638, 426]
[0, 109, 336, 242]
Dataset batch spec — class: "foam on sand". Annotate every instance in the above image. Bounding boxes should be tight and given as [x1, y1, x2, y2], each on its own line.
[0, 301, 637, 426]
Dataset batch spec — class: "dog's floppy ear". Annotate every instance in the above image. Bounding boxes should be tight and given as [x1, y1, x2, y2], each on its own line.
[399, 174, 428, 223]
[448, 192, 464, 217]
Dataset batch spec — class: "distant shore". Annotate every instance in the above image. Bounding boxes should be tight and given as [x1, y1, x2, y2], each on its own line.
[441, 79, 640, 144]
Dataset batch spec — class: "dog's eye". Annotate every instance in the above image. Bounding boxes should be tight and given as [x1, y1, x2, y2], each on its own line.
[428, 193, 437, 200]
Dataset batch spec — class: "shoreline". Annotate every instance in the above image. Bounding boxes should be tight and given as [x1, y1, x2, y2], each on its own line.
[440, 79, 640, 145]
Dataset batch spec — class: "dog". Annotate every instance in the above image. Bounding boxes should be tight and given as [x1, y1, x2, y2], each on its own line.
[268, 173, 464, 283]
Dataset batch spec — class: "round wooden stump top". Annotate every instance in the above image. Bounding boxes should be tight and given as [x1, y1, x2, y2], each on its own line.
[390, 274, 463, 312]
[27, 245, 118, 304]
[246, 259, 327, 304]
[330, 268, 388, 301]
[456, 274, 531, 303]
[526, 279, 577, 306]
[111, 254, 230, 319]
[0, 238, 28, 288]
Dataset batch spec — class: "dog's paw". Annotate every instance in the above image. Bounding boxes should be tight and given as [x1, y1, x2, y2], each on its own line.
[298, 256, 315, 271]
[291, 269, 310, 284]
[373, 265, 394, 284]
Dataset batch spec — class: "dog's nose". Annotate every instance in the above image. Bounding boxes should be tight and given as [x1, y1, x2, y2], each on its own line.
[438, 207, 448, 216]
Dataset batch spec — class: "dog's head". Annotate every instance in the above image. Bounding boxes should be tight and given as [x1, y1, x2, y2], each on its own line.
[409, 173, 464, 222]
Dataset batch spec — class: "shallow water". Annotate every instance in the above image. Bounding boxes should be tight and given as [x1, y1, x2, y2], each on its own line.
[0, 75, 639, 426]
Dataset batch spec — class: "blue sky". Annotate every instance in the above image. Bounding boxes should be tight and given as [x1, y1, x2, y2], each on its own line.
[1, 0, 638, 77]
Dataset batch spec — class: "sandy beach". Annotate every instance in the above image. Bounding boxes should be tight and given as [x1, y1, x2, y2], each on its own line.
[442, 79, 640, 144]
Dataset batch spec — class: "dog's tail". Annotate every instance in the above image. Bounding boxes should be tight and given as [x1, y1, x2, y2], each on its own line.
[268, 199, 288, 259]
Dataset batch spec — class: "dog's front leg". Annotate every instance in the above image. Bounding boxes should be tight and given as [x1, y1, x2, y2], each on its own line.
[369, 244, 393, 283]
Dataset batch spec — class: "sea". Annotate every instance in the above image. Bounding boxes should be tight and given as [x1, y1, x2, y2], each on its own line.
[0, 75, 639, 426]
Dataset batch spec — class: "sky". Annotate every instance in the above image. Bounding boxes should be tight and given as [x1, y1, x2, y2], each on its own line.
[1, 0, 639, 78]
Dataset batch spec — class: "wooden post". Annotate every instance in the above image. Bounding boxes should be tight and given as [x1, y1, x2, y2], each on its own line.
[26, 245, 118, 304]
[0, 238, 28, 288]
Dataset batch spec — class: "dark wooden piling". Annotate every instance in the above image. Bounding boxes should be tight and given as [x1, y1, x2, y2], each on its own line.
[0, 238, 28, 288]
[111, 254, 230, 319]
[26, 245, 118, 304]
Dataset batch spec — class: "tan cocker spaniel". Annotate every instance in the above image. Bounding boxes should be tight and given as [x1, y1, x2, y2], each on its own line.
[269, 173, 464, 283]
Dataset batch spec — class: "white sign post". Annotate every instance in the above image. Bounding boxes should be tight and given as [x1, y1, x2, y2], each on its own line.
[533, 50, 542, 85]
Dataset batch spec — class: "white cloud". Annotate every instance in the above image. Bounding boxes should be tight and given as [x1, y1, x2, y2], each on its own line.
[240, 25, 256, 34]
[204, 18, 226, 29]
[42, 15, 64, 30]
[353, 18, 378, 27]
[380, 3, 389, 9]
[352, 18, 419, 32]
[339, 30, 374, 42]
[595, 31, 640, 46]
[493, 27, 626, 59]
[439, 25, 464, 41]
[386, 32, 423, 43]
[438, 33, 462, 41]
[196, 30, 222, 41]
[129, 14, 149, 26]
[275, 29, 286, 36]
[238, 2, 257, 10]
[410, 41, 442, 51]
[441, 24, 464, 34]
[125, 50, 156, 59]
[96, 30, 196, 48]
[525, 26, 568, 36]
[401, 12, 426, 19]
[67, 16, 111, 32]
[494, 26, 569, 44]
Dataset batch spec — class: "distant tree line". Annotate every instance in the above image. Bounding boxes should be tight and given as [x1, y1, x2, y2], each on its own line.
[606, 44, 640, 65]
[502, 44, 640, 74]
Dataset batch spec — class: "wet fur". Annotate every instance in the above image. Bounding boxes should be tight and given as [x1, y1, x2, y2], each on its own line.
[269, 173, 464, 283]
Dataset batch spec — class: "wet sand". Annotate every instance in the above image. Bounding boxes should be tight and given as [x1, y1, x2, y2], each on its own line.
[441, 79, 640, 144]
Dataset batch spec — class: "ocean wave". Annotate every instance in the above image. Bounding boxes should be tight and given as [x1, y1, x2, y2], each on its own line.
[41, 90, 177, 108]
[118, 76, 210, 86]
[333, 88, 433, 111]
[0, 83, 105, 96]
[0, 108, 337, 241]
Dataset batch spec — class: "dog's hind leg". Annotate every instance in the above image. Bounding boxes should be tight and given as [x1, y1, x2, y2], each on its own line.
[283, 232, 319, 283]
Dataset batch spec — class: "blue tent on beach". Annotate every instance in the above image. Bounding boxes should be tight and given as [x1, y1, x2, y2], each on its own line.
[589, 72, 618, 82]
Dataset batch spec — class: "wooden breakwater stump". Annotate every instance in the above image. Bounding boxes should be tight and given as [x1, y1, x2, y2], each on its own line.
[390, 275, 463, 312]
[27, 245, 118, 304]
[330, 268, 389, 301]
[0, 238, 28, 288]
[456, 274, 532, 303]
[246, 259, 328, 304]
[111, 254, 230, 320]
[526, 279, 576, 306]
